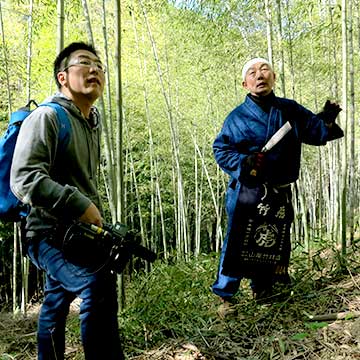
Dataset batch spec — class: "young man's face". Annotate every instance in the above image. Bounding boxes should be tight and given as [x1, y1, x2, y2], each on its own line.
[58, 49, 105, 104]
[242, 62, 275, 97]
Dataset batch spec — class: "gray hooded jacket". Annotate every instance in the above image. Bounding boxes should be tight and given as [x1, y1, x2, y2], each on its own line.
[10, 92, 102, 231]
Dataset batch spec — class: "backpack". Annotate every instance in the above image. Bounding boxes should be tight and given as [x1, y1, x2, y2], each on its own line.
[0, 100, 71, 223]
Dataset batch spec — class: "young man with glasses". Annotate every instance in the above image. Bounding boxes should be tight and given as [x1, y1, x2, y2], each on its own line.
[10, 42, 124, 359]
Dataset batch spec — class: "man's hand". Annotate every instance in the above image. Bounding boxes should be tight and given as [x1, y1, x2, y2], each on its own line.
[318, 100, 342, 126]
[243, 152, 265, 175]
[240, 152, 265, 183]
[78, 203, 103, 227]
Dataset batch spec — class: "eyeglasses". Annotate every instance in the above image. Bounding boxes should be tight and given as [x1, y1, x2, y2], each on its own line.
[62, 57, 106, 73]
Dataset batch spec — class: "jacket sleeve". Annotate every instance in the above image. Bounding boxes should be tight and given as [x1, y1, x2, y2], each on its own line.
[213, 116, 249, 183]
[289, 101, 344, 145]
[10, 107, 91, 220]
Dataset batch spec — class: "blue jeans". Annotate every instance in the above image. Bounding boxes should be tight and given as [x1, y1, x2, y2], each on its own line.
[27, 234, 124, 360]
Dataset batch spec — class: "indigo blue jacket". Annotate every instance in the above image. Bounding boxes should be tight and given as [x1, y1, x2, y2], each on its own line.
[214, 93, 343, 238]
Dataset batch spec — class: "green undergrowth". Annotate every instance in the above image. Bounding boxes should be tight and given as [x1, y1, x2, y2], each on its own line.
[119, 253, 221, 355]
[2, 247, 360, 359]
[117, 248, 360, 358]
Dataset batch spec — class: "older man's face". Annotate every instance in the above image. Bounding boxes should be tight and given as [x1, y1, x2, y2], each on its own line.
[242, 62, 275, 97]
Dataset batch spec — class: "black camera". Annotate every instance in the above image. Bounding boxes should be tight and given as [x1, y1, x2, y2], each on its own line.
[62, 221, 157, 273]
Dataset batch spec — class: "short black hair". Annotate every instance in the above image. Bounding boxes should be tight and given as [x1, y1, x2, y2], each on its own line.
[53, 42, 100, 89]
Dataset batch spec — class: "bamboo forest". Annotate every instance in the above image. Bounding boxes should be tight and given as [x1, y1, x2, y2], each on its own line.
[0, 0, 359, 359]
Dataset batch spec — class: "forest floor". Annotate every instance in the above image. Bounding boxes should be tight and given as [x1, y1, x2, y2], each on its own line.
[2, 246, 360, 360]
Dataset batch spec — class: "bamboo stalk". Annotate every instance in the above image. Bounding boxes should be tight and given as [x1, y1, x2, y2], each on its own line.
[308, 311, 360, 322]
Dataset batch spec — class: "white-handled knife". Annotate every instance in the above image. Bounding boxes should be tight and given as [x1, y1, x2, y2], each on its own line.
[261, 121, 292, 153]
[249, 121, 292, 177]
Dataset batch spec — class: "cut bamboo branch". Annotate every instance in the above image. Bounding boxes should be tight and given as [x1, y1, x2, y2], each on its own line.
[308, 311, 360, 321]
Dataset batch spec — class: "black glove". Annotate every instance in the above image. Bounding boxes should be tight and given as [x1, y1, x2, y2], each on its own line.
[318, 100, 342, 125]
[240, 152, 265, 185]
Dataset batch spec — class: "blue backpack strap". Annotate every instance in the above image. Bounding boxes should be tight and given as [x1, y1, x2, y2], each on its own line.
[9, 100, 38, 126]
[10, 109, 33, 126]
[39, 102, 71, 152]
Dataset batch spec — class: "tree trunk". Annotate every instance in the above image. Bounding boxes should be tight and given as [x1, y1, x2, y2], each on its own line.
[264, 0, 273, 64]
[12, 223, 18, 313]
[57, 0, 64, 53]
[275, 0, 286, 97]
[348, 0, 355, 245]
[285, 0, 295, 98]
[340, 0, 348, 257]
[0, 1, 12, 115]
[26, 0, 34, 102]
[114, 0, 124, 224]
[82, 0, 117, 221]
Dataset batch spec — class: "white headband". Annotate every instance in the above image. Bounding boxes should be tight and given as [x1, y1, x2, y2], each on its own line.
[242, 57, 272, 80]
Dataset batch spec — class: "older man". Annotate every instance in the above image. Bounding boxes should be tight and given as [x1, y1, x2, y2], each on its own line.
[212, 57, 343, 314]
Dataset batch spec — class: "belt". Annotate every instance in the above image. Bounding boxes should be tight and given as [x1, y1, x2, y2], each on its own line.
[264, 182, 291, 189]
[274, 183, 291, 189]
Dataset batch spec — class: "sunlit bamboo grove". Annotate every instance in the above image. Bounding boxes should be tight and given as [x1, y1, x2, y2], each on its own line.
[0, 0, 359, 311]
